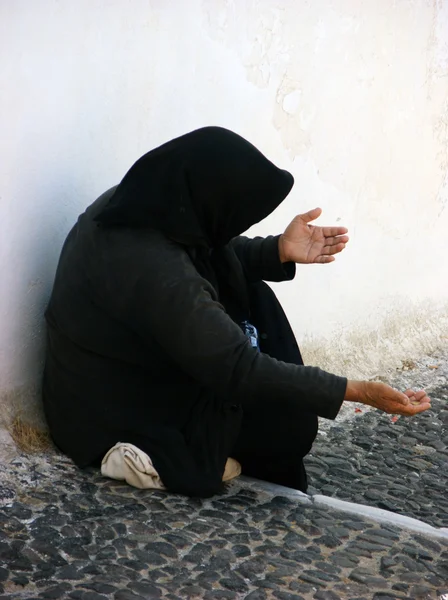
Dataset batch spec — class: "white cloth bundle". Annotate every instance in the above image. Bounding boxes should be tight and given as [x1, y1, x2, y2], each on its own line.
[101, 442, 241, 489]
[101, 443, 165, 490]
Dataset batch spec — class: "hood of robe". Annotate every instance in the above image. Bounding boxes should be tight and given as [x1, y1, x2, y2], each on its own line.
[94, 126, 294, 247]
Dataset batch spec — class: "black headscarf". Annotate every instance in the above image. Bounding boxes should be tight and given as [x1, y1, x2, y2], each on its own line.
[95, 126, 294, 324]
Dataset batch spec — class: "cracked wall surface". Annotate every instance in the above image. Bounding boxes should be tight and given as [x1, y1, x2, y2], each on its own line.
[1, 0, 448, 426]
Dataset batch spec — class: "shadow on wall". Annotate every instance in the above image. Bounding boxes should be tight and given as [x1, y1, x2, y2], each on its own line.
[1, 165, 91, 434]
[1, 84, 137, 436]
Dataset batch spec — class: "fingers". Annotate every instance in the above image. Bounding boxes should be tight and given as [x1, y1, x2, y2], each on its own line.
[411, 394, 431, 406]
[394, 388, 431, 415]
[400, 401, 431, 416]
[315, 240, 348, 264]
[404, 389, 429, 404]
[322, 242, 348, 256]
[301, 207, 322, 223]
[381, 384, 410, 406]
[316, 255, 335, 264]
[322, 226, 349, 237]
[396, 392, 410, 406]
[299, 209, 349, 235]
[323, 234, 350, 246]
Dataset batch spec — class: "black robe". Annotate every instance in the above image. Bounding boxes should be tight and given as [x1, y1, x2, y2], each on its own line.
[43, 127, 347, 497]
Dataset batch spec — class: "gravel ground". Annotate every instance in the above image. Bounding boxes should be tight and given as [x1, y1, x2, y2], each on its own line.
[307, 348, 448, 529]
[0, 452, 447, 600]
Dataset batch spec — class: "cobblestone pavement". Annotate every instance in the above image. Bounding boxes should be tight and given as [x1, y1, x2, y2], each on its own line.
[0, 451, 447, 600]
[1, 348, 448, 599]
[307, 349, 448, 529]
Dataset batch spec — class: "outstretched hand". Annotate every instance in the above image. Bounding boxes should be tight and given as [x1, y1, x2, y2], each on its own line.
[345, 381, 431, 417]
[278, 207, 349, 264]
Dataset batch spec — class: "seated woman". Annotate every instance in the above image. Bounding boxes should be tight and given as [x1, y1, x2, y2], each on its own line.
[42, 126, 430, 497]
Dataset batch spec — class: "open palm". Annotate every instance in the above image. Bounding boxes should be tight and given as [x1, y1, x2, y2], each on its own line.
[279, 208, 349, 264]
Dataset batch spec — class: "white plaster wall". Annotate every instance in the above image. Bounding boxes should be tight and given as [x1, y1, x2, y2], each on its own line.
[1, 0, 448, 424]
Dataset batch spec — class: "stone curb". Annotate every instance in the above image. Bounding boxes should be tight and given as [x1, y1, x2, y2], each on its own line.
[242, 475, 448, 541]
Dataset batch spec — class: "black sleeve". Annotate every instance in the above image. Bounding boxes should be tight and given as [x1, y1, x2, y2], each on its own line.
[111, 231, 346, 420]
[230, 235, 296, 283]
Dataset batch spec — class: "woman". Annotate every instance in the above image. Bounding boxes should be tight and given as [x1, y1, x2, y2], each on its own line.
[43, 126, 430, 497]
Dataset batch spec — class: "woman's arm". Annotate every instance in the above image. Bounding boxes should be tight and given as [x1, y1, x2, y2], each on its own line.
[230, 235, 296, 283]
[104, 229, 430, 421]
[229, 207, 349, 283]
[107, 229, 346, 420]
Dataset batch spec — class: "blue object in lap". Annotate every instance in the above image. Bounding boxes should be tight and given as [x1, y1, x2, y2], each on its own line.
[242, 320, 260, 351]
